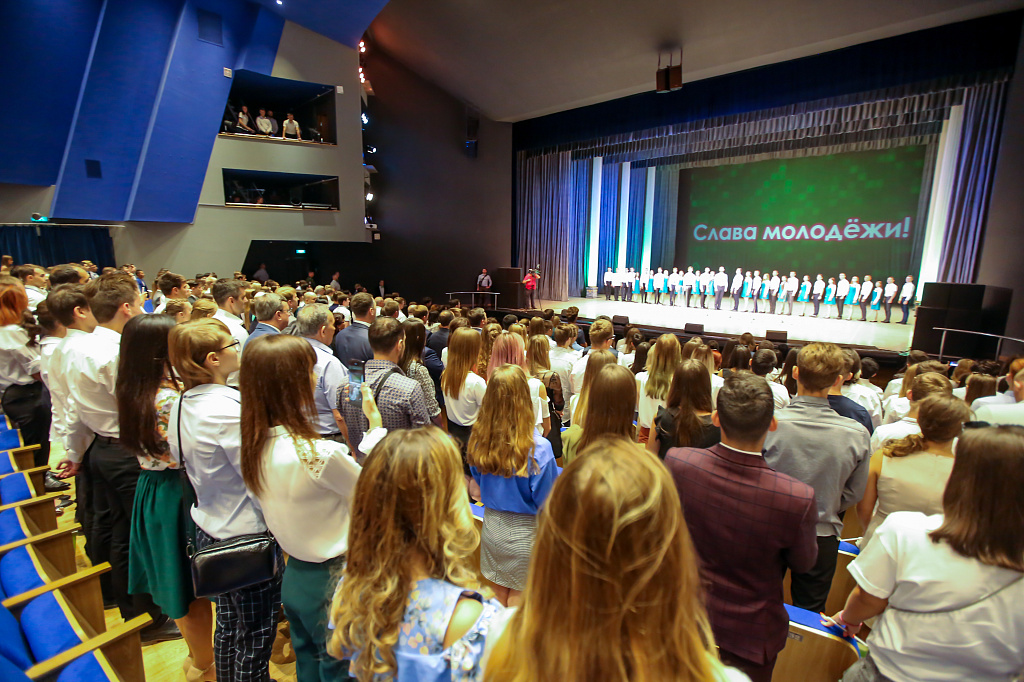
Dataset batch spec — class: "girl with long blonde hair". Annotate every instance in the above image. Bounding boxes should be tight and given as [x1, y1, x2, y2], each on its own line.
[567, 349, 617, 427]
[487, 331, 551, 435]
[691, 343, 725, 406]
[441, 327, 485, 450]
[468, 365, 558, 606]
[636, 334, 681, 442]
[484, 439, 738, 682]
[561, 364, 638, 464]
[475, 322, 502, 376]
[329, 427, 504, 681]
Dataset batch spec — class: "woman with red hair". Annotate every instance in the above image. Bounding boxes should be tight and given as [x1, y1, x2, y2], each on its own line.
[0, 276, 51, 467]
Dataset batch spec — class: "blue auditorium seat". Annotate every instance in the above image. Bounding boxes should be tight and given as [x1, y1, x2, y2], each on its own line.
[0, 509, 27, 545]
[19, 591, 85, 664]
[1, 546, 47, 597]
[0, 473, 33, 505]
[0, 603, 32, 670]
[58, 651, 116, 681]
[0, 430, 23, 451]
[0, 652, 31, 681]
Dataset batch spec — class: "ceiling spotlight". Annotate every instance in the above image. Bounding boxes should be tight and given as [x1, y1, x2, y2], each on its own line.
[276, 0, 282, 4]
[359, 41, 366, 53]
[361, 113, 368, 125]
[365, 192, 374, 201]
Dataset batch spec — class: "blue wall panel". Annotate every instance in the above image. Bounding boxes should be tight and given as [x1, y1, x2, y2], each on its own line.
[52, 0, 185, 220]
[0, 0, 104, 186]
[128, 1, 283, 222]
[238, 6, 285, 75]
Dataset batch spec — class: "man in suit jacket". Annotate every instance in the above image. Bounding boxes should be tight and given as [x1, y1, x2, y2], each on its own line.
[244, 293, 289, 350]
[333, 291, 375, 365]
[425, 310, 453, 357]
[666, 373, 818, 682]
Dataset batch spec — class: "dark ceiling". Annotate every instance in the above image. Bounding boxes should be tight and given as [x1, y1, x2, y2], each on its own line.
[366, 0, 1024, 122]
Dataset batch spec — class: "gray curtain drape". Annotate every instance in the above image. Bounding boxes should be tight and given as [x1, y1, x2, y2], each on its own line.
[939, 80, 1010, 282]
[516, 151, 574, 301]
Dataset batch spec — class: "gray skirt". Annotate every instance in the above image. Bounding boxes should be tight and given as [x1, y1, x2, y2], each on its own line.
[480, 507, 537, 591]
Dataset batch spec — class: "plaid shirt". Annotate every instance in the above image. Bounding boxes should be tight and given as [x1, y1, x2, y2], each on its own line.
[341, 359, 430, 459]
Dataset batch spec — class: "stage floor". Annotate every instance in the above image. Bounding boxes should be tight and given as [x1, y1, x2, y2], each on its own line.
[540, 296, 915, 352]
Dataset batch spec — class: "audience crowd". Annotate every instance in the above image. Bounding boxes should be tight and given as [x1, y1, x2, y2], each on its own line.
[0, 255, 1021, 682]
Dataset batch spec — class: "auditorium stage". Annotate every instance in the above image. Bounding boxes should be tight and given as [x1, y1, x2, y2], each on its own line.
[539, 297, 916, 352]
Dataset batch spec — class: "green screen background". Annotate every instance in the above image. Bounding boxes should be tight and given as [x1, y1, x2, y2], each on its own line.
[679, 146, 927, 281]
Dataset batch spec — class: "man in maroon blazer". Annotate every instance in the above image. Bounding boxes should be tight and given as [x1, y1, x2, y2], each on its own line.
[665, 373, 818, 682]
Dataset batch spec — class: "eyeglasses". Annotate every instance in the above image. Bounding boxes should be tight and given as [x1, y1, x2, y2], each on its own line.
[217, 340, 240, 352]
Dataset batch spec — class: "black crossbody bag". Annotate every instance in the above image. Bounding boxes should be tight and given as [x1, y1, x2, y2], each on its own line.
[176, 395, 278, 598]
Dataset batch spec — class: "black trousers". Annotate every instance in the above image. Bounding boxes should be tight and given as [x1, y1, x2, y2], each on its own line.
[89, 437, 163, 622]
[640, 287, 648, 304]
[790, 535, 839, 613]
[900, 301, 910, 323]
[813, 295, 822, 316]
[669, 287, 677, 305]
[604, 284, 613, 300]
[837, 298, 845, 318]
[883, 300, 893, 322]
[719, 649, 778, 682]
[1, 382, 51, 467]
[526, 289, 536, 308]
[714, 289, 724, 309]
[619, 284, 627, 300]
[769, 294, 778, 314]
[732, 291, 741, 311]
[860, 299, 869, 320]
[683, 286, 692, 306]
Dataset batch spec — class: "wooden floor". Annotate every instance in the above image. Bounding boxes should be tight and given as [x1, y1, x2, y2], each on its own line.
[539, 296, 917, 352]
[53, 444, 299, 682]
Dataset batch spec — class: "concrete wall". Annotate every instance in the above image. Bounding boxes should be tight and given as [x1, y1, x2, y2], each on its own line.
[111, 20, 365, 279]
[978, 22, 1024, 340]
[0, 184, 56, 223]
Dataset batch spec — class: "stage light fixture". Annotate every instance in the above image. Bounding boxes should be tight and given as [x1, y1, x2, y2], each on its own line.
[361, 113, 368, 124]
[655, 48, 683, 94]
[365, 192, 374, 201]
[359, 41, 366, 53]
[276, 0, 282, 4]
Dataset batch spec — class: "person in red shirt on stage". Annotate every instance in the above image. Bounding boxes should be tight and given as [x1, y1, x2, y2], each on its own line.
[523, 269, 540, 309]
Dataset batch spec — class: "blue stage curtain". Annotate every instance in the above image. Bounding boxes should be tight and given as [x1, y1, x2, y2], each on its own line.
[567, 160, 590, 297]
[516, 151, 574, 302]
[625, 169, 646, 270]
[939, 80, 1009, 282]
[595, 162, 621, 278]
[0, 224, 114, 268]
[650, 165, 680, 270]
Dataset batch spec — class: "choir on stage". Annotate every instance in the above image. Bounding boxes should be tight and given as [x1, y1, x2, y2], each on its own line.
[602, 266, 917, 324]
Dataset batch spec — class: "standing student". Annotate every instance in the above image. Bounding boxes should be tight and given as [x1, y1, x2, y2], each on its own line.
[0, 278, 51, 468]
[296, 305, 350, 442]
[681, 266, 696, 307]
[883, 276, 899, 323]
[870, 281, 884, 321]
[836, 273, 850, 319]
[211, 279, 249, 386]
[778, 272, 795, 315]
[829, 426, 1024, 682]
[859, 275, 874, 321]
[844, 276, 860, 320]
[638, 268, 650, 304]
[240, 334, 383, 682]
[484, 440, 747, 682]
[712, 266, 728, 310]
[668, 267, 681, 305]
[811, 274, 825, 317]
[603, 267, 614, 300]
[823, 277, 837, 318]
[564, 349, 616, 432]
[487, 331, 550, 436]
[635, 334, 681, 443]
[561, 363, 637, 464]
[468, 365, 559, 606]
[399, 318, 442, 424]
[763, 343, 871, 612]
[329, 428, 505, 680]
[655, 267, 668, 305]
[666, 374, 818, 682]
[796, 275, 811, 316]
[168, 319, 282, 682]
[442, 327, 485, 450]
[731, 267, 744, 311]
[698, 267, 713, 308]
[751, 270, 763, 313]
[898, 275, 916, 324]
[648, 359, 721, 460]
[767, 270, 781, 314]
[117, 314, 214, 680]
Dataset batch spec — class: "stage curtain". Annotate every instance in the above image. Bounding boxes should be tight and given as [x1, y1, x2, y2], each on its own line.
[650, 165, 679, 271]
[938, 80, 1009, 283]
[595, 162, 621, 280]
[515, 151, 573, 302]
[625, 169, 646, 270]
[567, 160, 590, 298]
[0, 224, 114, 268]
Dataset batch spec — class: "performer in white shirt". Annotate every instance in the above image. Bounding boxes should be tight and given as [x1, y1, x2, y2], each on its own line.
[638, 268, 651, 304]
[653, 268, 668, 305]
[627, 268, 638, 302]
[698, 268, 713, 309]
[859, 275, 874, 321]
[782, 272, 799, 315]
[667, 267, 681, 306]
[211, 280, 250, 387]
[836, 274, 850, 320]
[617, 267, 628, 302]
[812, 274, 826, 317]
[730, 268, 744, 311]
[713, 267, 729, 310]
[681, 267, 697, 307]
[767, 271, 781, 314]
[882, 277, 899, 323]
[751, 270, 763, 313]
[898, 276, 916, 324]
[603, 267, 615, 300]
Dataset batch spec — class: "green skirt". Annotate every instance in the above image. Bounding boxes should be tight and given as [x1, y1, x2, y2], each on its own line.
[128, 468, 195, 619]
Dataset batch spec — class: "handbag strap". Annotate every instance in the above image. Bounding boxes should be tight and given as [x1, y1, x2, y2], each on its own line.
[175, 395, 197, 557]
[373, 367, 402, 403]
[890, 572, 1023, 615]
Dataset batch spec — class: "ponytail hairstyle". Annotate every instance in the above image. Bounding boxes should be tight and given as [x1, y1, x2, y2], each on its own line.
[884, 394, 970, 458]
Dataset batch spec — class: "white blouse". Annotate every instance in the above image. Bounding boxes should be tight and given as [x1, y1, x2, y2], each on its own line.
[444, 372, 488, 426]
[0, 324, 40, 391]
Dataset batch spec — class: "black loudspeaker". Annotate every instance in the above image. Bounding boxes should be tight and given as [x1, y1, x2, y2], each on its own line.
[684, 323, 704, 334]
[766, 330, 788, 343]
[921, 282, 952, 308]
[912, 284, 1012, 358]
[493, 267, 523, 308]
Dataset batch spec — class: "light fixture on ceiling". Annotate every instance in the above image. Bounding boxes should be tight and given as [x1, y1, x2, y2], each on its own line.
[361, 112, 368, 125]
[359, 40, 366, 53]
[656, 48, 683, 93]
[366, 192, 374, 201]
[276, 0, 282, 4]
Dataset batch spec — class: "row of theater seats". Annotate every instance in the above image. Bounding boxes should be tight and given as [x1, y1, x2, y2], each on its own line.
[0, 426, 151, 681]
